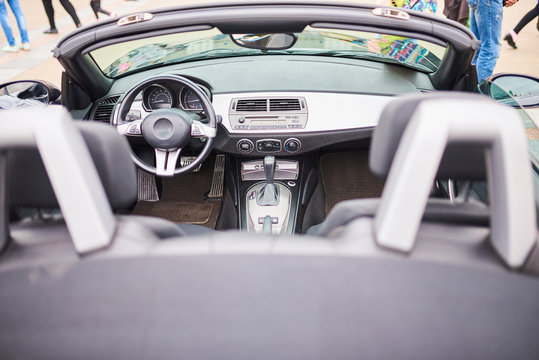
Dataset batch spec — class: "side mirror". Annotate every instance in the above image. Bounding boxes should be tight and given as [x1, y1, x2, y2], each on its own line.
[488, 74, 539, 108]
[0, 80, 61, 109]
[230, 33, 297, 50]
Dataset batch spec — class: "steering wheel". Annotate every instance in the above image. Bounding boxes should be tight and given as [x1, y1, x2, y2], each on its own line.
[115, 74, 217, 176]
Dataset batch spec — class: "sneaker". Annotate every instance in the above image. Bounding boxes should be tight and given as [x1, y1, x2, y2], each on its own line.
[2, 45, 18, 53]
[43, 28, 58, 34]
[20, 43, 30, 51]
[503, 33, 517, 49]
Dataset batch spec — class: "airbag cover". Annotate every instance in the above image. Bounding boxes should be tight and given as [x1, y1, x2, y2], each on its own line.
[141, 109, 192, 150]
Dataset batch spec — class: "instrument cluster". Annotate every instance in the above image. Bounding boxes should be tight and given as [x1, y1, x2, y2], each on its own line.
[141, 81, 211, 113]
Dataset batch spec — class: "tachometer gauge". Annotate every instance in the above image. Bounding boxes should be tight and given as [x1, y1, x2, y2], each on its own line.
[181, 88, 203, 111]
[143, 85, 173, 110]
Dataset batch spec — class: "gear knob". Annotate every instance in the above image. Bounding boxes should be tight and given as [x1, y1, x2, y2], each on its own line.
[264, 156, 276, 184]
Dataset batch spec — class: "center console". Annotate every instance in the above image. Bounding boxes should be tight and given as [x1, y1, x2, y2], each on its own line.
[236, 156, 302, 235]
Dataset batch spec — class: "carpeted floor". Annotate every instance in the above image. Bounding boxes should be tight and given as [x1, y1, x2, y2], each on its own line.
[132, 157, 221, 229]
[320, 151, 385, 214]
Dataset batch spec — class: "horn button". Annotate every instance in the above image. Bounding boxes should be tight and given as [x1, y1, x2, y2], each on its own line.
[141, 109, 192, 149]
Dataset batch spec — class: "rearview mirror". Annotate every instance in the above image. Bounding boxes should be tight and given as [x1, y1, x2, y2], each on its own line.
[0, 80, 61, 109]
[230, 33, 297, 50]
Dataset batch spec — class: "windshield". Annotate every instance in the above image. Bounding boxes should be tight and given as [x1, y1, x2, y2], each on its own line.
[90, 26, 447, 78]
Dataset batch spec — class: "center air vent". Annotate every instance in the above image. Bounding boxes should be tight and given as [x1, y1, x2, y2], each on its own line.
[236, 99, 267, 112]
[229, 96, 308, 131]
[93, 95, 120, 123]
[269, 98, 301, 111]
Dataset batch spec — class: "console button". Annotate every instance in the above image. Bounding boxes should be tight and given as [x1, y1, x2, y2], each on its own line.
[284, 138, 301, 153]
[237, 139, 254, 153]
[256, 139, 281, 153]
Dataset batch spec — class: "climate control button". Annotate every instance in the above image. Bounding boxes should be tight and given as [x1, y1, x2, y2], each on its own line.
[284, 138, 301, 153]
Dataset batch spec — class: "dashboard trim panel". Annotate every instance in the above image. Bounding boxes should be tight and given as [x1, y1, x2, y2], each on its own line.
[212, 91, 394, 134]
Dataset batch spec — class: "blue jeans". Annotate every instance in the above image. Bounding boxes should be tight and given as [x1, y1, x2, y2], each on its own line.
[469, 0, 503, 82]
[0, 0, 29, 46]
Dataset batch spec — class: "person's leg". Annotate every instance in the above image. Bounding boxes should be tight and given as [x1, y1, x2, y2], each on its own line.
[98, 7, 111, 16]
[505, 2, 539, 48]
[514, 3, 539, 33]
[0, 0, 16, 47]
[58, 0, 81, 27]
[41, 0, 56, 30]
[6, 0, 29, 45]
[90, 1, 100, 19]
[473, 0, 503, 82]
[468, 1, 480, 64]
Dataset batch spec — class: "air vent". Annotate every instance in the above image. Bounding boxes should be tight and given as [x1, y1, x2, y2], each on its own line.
[269, 98, 301, 111]
[93, 96, 120, 123]
[93, 104, 114, 123]
[236, 99, 267, 112]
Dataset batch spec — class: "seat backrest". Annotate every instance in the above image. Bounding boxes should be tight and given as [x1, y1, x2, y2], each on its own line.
[369, 92, 488, 181]
[372, 93, 536, 268]
[7, 122, 138, 211]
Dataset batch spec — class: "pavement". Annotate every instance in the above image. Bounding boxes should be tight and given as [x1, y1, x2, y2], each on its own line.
[0, 0, 537, 87]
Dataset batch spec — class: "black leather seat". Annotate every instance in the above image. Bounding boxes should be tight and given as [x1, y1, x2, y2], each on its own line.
[308, 92, 491, 237]
[7, 121, 213, 238]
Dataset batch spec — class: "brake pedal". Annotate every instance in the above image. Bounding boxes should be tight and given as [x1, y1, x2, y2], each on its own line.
[207, 154, 225, 199]
[180, 156, 202, 172]
[137, 169, 159, 202]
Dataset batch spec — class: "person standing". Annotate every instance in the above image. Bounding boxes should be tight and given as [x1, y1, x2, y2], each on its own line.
[42, 0, 81, 34]
[468, 0, 519, 82]
[443, 0, 469, 25]
[0, 0, 30, 52]
[503, 1, 539, 49]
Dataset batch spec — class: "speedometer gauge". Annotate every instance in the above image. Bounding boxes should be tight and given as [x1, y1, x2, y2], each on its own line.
[181, 88, 203, 111]
[143, 85, 173, 110]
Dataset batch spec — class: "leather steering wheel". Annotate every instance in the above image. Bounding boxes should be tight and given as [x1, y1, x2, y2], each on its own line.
[115, 74, 217, 176]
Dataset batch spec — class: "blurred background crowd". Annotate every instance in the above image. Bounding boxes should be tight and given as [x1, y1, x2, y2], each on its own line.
[0, 0, 536, 86]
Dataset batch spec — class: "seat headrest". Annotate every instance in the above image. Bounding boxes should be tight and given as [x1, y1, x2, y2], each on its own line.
[369, 92, 489, 181]
[8, 122, 137, 211]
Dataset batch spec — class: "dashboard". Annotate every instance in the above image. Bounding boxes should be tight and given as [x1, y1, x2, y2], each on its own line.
[98, 56, 434, 156]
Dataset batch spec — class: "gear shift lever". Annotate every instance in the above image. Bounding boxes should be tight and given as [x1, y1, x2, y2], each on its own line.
[257, 156, 279, 206]
[264, 155, 276, 184]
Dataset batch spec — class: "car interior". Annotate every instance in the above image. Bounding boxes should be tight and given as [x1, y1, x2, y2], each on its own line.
[0, 2, 538, 358]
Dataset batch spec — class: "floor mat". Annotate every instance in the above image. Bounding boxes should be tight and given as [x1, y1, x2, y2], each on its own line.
[132, 157, 222, 228]
[133, 201, 215, 224]
[320, 151, 385, 214]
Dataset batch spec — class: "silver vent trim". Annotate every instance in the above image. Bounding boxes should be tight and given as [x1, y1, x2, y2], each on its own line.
[99, 95, 120, 105]
[93, 95, 120, 123]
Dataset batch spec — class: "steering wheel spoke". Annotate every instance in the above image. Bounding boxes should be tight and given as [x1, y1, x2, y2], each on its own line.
[191, 120, 217, 138]
[117, 119, 143, 137]
[155, 148, 182, 177]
